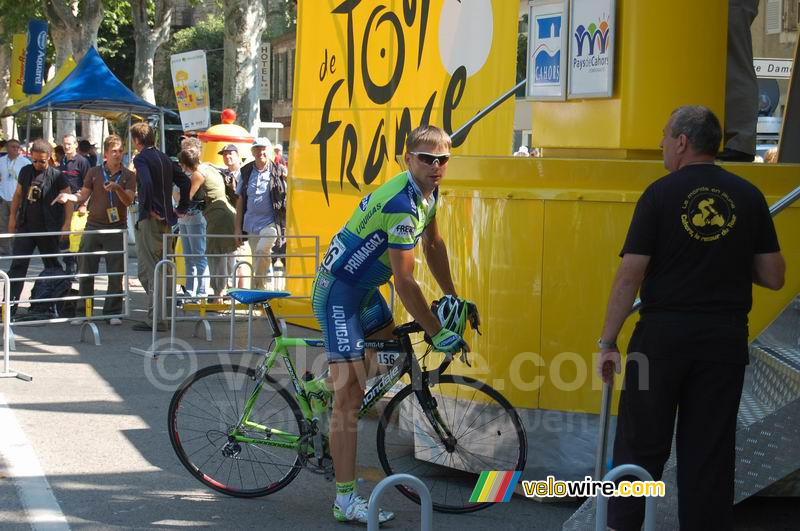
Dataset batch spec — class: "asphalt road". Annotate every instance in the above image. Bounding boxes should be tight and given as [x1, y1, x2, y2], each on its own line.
[0, 263, 797, 530]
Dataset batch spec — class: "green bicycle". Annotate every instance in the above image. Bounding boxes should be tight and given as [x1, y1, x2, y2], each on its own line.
[168, 289, 527, 513]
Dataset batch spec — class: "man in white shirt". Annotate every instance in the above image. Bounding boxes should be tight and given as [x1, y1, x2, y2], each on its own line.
[0, 139, 31, 260]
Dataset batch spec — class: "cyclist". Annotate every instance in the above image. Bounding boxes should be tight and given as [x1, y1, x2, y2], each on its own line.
[312, 125, 473, 524]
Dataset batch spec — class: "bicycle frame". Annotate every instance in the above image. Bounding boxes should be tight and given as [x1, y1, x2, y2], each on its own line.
[228, 302, 457, 453]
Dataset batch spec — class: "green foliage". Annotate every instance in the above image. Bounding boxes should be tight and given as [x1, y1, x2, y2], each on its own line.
[154, 16, 224, 111]
[0, 2, 43, 40]
[265, 0, 296, 40]
[98, 0, 135, 87]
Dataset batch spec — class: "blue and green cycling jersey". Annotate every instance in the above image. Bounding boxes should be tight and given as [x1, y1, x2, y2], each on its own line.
[320, 171, 438, 289]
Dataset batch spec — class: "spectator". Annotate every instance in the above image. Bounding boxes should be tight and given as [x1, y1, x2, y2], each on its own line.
[273, 143, 288, 175]
[513, 146, 529, 157]
[59, 134, 91, 274]
[52, 145, 65, 167]
[179, 144, 237, 300]
[175, 136, 209, 303]
[77, 139, 99, 167]
[52, 135, 135, 325]
[763, 146, 778, 163]
[218, 144, 247, 289]
[597, 105, 785, 530]
[234, 138, 286, 289]
[130, 122, 191, 331]
[0, 139, 32, 261]
[6, 140, 72, 314]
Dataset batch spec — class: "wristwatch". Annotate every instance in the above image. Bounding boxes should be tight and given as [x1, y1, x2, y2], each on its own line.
[597, 339, 618, 349]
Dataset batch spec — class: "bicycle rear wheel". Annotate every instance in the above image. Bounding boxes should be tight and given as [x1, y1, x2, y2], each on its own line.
[376, 374, 527, 513]
[168, 364, 305, 497]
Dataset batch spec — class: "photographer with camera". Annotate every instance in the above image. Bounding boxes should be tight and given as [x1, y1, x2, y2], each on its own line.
[7, 140, 72, 313]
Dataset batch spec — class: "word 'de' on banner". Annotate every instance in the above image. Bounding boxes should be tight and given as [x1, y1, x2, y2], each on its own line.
[23, 20, 48, 95]
[10, 33, 27, 100]
[170, 50, 211, 131]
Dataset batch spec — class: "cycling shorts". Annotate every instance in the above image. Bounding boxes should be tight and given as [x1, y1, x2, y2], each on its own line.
[311, 269, 393, 363]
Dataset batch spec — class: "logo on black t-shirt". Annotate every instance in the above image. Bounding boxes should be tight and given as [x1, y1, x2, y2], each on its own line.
[681, 187, 736, 242]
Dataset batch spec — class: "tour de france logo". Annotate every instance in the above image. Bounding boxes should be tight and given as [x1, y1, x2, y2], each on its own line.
[681, 187, 737, 242]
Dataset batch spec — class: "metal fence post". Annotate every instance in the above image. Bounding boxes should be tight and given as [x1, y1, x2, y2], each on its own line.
[595, 464, 657, 531]
[0, 271, 31, 381]
[368, 474, 432, 531]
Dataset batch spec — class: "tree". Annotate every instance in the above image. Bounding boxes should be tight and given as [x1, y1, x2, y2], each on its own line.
[43, 0, 105, 141]
[222, 1, 266, 132]
[155, 17, 224, 112]
[130, 0, 175, 104]
[98, 0, 136, 89]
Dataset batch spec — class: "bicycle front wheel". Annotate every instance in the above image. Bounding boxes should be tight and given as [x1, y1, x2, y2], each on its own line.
[376, 375, 527, 513]
[168, 364, 305, 497]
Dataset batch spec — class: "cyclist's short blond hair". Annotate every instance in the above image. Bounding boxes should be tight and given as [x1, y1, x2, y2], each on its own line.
[406, 125, 451, 152]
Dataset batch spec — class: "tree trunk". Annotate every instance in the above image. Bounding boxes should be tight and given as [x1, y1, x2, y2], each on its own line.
[131, 0, 175, 104]
[50, 26, 76, 140]
[44, 0, 105, 140]
[0, 33, 13, 140]
[223, 1, 267, 132]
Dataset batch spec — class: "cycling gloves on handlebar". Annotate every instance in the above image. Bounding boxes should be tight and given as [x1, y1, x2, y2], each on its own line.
[431, 328, 466, 354]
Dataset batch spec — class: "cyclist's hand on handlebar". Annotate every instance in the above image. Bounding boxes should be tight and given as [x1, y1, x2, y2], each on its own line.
[431, 328, 469, 358]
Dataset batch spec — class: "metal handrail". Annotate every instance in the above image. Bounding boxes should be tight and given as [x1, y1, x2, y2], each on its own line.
[451, 79, 525, 145]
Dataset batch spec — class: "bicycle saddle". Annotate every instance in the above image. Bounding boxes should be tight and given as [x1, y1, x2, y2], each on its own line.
[227, 288, 292, 304]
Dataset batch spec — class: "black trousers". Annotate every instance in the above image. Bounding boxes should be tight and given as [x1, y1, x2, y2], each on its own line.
[608, 355, 745, 531]
[8, 234, 62, 302]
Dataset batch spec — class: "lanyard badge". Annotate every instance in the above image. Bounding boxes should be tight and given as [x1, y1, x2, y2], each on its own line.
[103, 166, 123, 223]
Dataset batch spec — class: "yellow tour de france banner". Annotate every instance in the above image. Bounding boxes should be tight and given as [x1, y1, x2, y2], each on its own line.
[10, 34, 27, 100]
[290, 0, 518, 237]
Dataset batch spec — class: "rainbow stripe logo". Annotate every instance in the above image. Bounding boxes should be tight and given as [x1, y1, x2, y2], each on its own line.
[469, 471, 522, 503]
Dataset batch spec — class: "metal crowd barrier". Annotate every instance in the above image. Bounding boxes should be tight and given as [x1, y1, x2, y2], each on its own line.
[130, 234, 320, 359]
[0, 229, 130, 346]
[594, 464, 656, 531]
[368, 474, 432, 531]
[0, 271, 31, 381]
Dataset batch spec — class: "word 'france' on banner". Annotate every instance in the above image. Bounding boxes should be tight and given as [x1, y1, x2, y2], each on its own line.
[469, 471, 522, 503]
[170, 50, 211, 131]
[23, 20, 48, 95]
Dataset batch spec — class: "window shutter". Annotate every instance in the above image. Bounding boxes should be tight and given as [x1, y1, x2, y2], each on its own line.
[765, 0, 782, 35]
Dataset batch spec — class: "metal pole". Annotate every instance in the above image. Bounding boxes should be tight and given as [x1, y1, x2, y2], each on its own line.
[159, 110, 166, 152]
[127, 114, 132, 165]
[769, 184, 800, 217]
[451, 79, 525, 146]
[0, 270, 32, 381]
[595, 382, 613, 481]
[25, 112, 32, 145]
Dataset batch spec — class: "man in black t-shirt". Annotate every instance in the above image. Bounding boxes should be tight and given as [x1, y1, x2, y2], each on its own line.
[6, 140, 72, 310]
[596, 106, 784, 530]
[59, 134, 91, 274]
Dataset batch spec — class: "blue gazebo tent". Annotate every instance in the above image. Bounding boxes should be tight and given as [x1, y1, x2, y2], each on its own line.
[8, 46, 175, 149]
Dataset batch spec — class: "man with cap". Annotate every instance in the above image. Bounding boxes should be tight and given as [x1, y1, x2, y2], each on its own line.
[218, 144, 241, 207]
[234, 138, 286, 290]
[219, 144, 247, 289]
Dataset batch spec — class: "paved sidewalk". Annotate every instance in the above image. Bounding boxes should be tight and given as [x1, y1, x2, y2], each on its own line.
[0, 265, 578, 530]
[0, 260, 797, 529]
